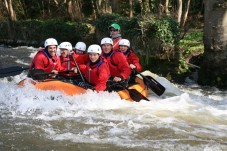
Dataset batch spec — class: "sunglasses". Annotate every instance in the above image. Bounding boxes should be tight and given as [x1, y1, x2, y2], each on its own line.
[110, 29, 118, 32]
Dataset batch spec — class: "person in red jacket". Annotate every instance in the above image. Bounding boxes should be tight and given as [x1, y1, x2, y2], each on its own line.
[30, 38, 61, 74]
[119, 39, 142, 72]
[101, 37, 131, 82]
[59, 42, 77, 77]
[59, 42, 89, 78]
[83, 44, 110, 92]
[109, 23, 122, 51]
[72, 42, 89, 73]
[73, 42, 86, 55]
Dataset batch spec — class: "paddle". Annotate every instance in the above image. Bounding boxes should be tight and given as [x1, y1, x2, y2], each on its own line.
[133, 70, 165, 96]
[30, 69, 74, 80]
[0, 66, 29, 78]
[70, 53, 87, 89]
[118, 82, 150, 102]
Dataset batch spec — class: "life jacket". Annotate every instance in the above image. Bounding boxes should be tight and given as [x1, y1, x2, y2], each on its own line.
[103, 50, 118, 76]
[73, 53, 89, 65]
[70, 52, 89, 75]
[84, 57, 110, 91]
[123, 49, 142, 72]
[112, 37, 122, 51]
[103, 50, 131, 80]
[59, 55, 77, 77]
[30, 49, 60, 73]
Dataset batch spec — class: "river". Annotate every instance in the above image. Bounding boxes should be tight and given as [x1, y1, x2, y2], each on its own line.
[0, 46, 227, 151]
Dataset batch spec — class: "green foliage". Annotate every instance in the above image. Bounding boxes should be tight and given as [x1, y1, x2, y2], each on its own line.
[95, 14, 121, 33]
[145, 17, 180, 46]
[95, 13, 141, 42]
[118, 1, 131, 17]
[178, 31, 204, 73]
[95, 14, 179, 46]
[40, 20, 89, 43]
[118, 17, 141, 38]
[0, 19, 89, 46]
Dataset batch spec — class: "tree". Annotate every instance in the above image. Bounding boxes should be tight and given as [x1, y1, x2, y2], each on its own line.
[67, 0, 83, 21]
[129, 0, 133, 17]
[2, 0, 16, 21]
[180, 0, 191, 28]
[198, 0, 227, 88]
[111, 0, 120, 14]
[164, 0, 169, 15]
[177, 0, 182, 23]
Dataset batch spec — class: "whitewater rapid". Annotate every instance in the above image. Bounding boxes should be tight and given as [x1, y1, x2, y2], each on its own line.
[0, 46, 227, 151]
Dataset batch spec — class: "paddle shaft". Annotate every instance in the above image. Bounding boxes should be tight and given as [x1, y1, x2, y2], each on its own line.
[0, 66, 29, 78]
[70, 54, 87, 89]
[33, 70, 74, 76]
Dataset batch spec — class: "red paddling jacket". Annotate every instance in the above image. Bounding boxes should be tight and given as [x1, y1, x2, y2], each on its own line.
[59, 55, 77, 76]
[60, 52, 89, 76]
[30, 49, 61, 72]
[84, 57, 110, 91]
[103, 50, 131, 80]
[73, 53, 89, 74]
[123, 49, 142, 72]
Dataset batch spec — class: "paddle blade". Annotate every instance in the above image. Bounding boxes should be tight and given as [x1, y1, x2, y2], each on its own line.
[128, 88, 150, 102]
[30, 69, 49, 80]
[133, 70, 165, 96]
[0, 66, 29, 78]
[143, 76, 165, 96]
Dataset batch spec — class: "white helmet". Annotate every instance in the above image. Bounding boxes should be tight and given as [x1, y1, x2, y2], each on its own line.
[87, 44, 102, 55]
[101, 37, 113, 45]
[119, 39, 130, 47]
[75, 42, 86, 51]
[59, 42, 72, 51]
[44, 38, 58, 47]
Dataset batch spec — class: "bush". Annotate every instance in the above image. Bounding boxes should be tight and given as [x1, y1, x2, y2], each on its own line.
[145, 17, 180, 46]
[0, 19, 90, 46]
[178, 31, 204, 73]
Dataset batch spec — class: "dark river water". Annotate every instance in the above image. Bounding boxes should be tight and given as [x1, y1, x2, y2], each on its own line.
[0, 45, 227, 151]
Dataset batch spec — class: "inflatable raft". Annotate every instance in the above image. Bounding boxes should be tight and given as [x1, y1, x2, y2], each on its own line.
[18, 76, 148, 102]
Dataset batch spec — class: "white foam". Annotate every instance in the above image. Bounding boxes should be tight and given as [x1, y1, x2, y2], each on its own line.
[1, 68, 227, 150]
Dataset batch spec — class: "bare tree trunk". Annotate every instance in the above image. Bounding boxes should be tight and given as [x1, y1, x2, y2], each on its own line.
[180, 0, 191, 28]
[143, 0, 150, 16]
[138, 0, 150, 16]
[68, 0, 82, 21]
[93, 0, 112, 14]
[198, 0, 227, 88]
[91, 0, 97, 19]
[129, 0, 133, 17]
[164, 0, 169, 15]
[104, 0, 112, 13]
[48, 0, 51, 17]
[3, 0, 16, 21]
[176, 0, 182, 23]
[111, 0, 120, 13]
[41, 0, 45, 18]
[53, 0, 59, 5]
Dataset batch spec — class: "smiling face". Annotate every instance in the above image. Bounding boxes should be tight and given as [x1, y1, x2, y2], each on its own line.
[89, 53, 99, 63]
[119, 45, 128, 53]
[101, 44, 112, 54]
[60, 48, 69, 57]
[47, 45, 57, 57]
